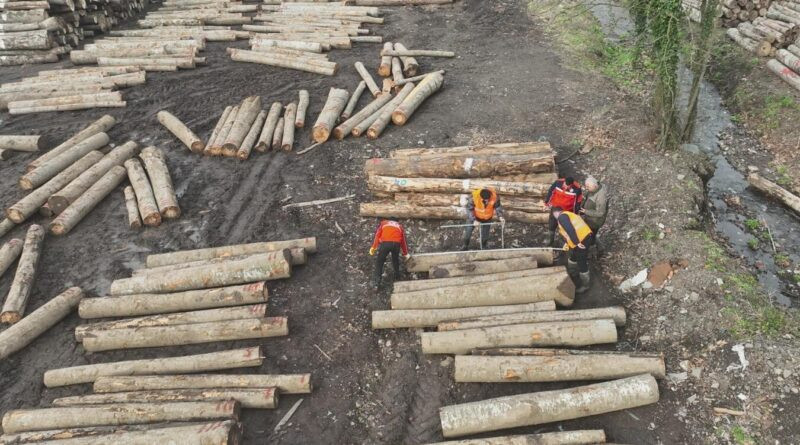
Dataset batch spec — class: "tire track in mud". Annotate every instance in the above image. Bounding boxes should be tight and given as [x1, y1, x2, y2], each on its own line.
[402, 363, 449, 445]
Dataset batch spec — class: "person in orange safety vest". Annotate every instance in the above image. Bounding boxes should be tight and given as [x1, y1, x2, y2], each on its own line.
[552, 206, 593, 293]
[370, 218, 410, 289]
[545, 176, 583, 246]
[462, 188, 505, 251]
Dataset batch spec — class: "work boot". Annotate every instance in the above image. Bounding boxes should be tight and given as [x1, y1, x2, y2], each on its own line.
[576, 271, 591, 293]
[566, 259, 579, 277]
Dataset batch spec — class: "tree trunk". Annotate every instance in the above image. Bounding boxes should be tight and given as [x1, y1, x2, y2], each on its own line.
[271, 117, 285, 150]
[45, 347, 263, 387]
[8, 94, 126, 114]
[208, 105, 239, 156]
[365, 82, 415, 139]
[424, 430, 607, 445]
[368, 176, 549, 197]
[53, 388, 278, 409]
[382, 49, 455, 58]
[230, 48, 337, 75]
[0, 287, 83, 359]
[394, 193, 546, 213]
[205, 105, 232, 154]
[0, 218, 14, 239]
[0, 421, 241, 445]
[136, 249, 306, 278]
[421, 319, 617, 355]
[223, 96, 261, 156]
[124, 158, 162, 226]
[0, 135, 42, 152]
[332, 92, 393, 139]
[281, 102, 297, 151]
[407, 248, 554, 271]
[1, 224, 45, 323]
[360, 202, 548, 224]
[295, 90, 309, 127]
[341, 80, 366, 120]
[365, 153, 554, 178]
[392, 71, 443, 125]
[767, 58, 800, 92]
[237, 110, 267, 160]
[354, 61, 381, 96]
[19, 132, 109, 190]
[1, 401, 240, 434]
[6, 151, 105, 223]
[145, 237, 316, 267]
[439, 374, 659, 437]
[246, 38, 323, 53]
[79, 282, 269, 319]
[50, 165, 127, 236]
[390, 141, 552, 158]
[123, 186, 142, 229]
[157, 110, 204, 153]
[355, 0, 455, 4]
[371, 301, 556, 329]
[48, 141, 140, 215]
[94, 374, 313, 394]
[140, 146, 181, 219]
[256, 102, 283, 151]
[313, 87, 350, 142]
[350, 94, 395, 137]
[0, 29, 53, 50]
[727, 27, 772, 56]
[393, 42, 418, 76]
[378, 42, 392, 76]
[0, 238, 23, 279]
[394, 69, 445, 86]
[777, 48, 800, 74]
[439, 306, 627, 331]
[748, 172, 800, 214]
[428, 257, 539, 278]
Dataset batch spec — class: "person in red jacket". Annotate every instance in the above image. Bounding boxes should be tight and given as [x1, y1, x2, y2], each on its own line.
[370, 218, 410, 289]
[545, 176, 583, 246]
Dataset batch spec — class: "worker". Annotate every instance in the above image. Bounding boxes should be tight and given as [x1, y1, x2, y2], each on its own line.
[369, 218, 410, 289]
[580, 176, 609, 241]
[545, 176, 583, 246]
[551, 206, 593, 293]
[462, 187, 505, 251]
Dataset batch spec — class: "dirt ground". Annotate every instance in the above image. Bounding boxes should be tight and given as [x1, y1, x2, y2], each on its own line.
[1, 0, 799, 444]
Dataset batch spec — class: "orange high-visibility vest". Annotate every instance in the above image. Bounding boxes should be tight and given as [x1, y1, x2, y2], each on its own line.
[472, 188, 497, 221]
[558, 211, 592, 248]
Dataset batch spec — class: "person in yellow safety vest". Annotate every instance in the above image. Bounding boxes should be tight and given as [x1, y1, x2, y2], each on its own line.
[551, 206, 593, 293]
[462, 187, 505, 251]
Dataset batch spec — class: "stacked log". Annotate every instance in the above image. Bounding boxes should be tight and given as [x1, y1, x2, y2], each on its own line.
[122, 146, 180, 228]
[767, 46, 800, 92]
[359, 142, 556, 223]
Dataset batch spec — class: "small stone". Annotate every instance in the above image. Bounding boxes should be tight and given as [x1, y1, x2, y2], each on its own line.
[783, 370, 792, 379]
[677, 174, 685, 181]
[711, 381, 720, 389]
[747, 165, 759, 172]
[440, 357, 453, 368]
[774, 368, 784, 376]
[385, 340, 392, 348]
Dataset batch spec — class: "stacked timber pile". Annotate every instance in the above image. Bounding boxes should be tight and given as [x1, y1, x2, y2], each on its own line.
[359, 142, 557, 223]
[136, 0, 254, 28]
[122, 145, 181, 229]
[372, 249, 665, 441]
[0, 238, 316, 443]
[766, 42, 800, 91]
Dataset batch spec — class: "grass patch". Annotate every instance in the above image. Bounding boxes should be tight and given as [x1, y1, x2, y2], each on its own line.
[763, 95, 800, 130]
[773, 164, 792, 188]
[642, 227, 659, 241]
[743, 218, 761, 232]
[731, 425, 756, 445]
[696, 232, 728, 272]
[773, 253, 791, 268]
[746, 238, 759, 250]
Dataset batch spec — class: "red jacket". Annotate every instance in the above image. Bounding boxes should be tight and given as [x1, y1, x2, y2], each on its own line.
[371, 220, 408, 255]
[546, 179, 583, 212]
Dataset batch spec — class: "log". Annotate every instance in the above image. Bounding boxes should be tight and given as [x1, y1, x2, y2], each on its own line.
[271, 117, 285, 150]
[123, 186, 142, 229]
[371, 301, 556, 329]
[0, 401, 240, 434]
[0, 238, 22, 279]
[255, 102, 283, 152]
[230, 48, 337, 75]
[394, 269, 557, 293]
[332, 91, 393, 139]
[137, 249, 306, 278]
[341, 80, 366, 120]
[53, 388, 278, 409]
[79, 282, 268, 319]
[237, 110, 267, 160]
[767, 58, 800, 92]
[777, 48, 800, 73]
[20, 132, 109, 190]
[391, 272, 575, 309]
[0, 421, 241, 445]
[439, 374, 659, 437]
[157, 111, 203, 153]
[0, 287, 83, 360]
[367, 176, 549, 197]
[124, 157, 162, 227]
[395, 193, 546, 213]
[365, 153, 554, 178]
[6, 151, 105, 224]
[429, 257, 539, 278]
[94, 374, 313, 394]
[76, 302, 267, 340]
[223, 96, 261, 155]
[425, 430, 607, 445]
[0, 218, 14, 239]
[393, 42, 418, 76]
[366, 82, 415, 138]
[392, 71, 443, 125]
[382, 48, 455, 58]
[140, 146, 180, 219]
[378, 41, 392, 76]
[50, 166, 127, 236]
[408, 248, 554, 271]
[748, 172, 800, 214]
[208, 105, 239, 156]
[246, 38, 323, 53]
[390, 141, 552, 158]
[8, 93, 126, 114]
[313, 87, 350, 142]
[394, 69, 445, 86]
[0, 135, 42, 152]
[205, 105, 232, 154]
[355, 0, 454, 4]
[0, 29, 52, 50]
[354, 61, 381, 96]
[145, 238, 315, 267]
[295, 89, 309, 127]
[281, 102, 297, 151]
[109, 251, 291, 295]
[0, 224, 45, 324]
[360, 202, 548, 224]
[82, 317, 288, 352]
[726, 27, 772, 56]
[391, 56, 404, 85]
[439, 306, 627, 331]
[48, 141, 139, 215]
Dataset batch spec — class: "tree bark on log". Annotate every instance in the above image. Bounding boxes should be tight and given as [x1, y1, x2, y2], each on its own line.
[0, 135, 42, 152]
[237, 110, 267, 160]
[271, 117, 285, 151]
[205, 105, 232, 154]
[1, 401, 240, 434]
[378, 41, 392, 76]
[364, 82, 414, 139]
[425, 430, 607, 445]
[333, 92, 393, 139]
[281, 102, 297, 151]
[350, 92, 397, 137]
[48, 141, 139, 215]
[382, 49, 455, 58]
[396, 269, 563, 293]
[208, 105, 239, 156]
[140, 146, 180, 219]
[395, 193, 546, 213]
[341, 80, 366, 120]
[408, 248, 554, 271]
[0, 29, 53, 50]
[439, 374, 658, 437]
[439, 306, 627, 331]
[429, 257, 539, 278]
[0, 238, 23, 279]
[53, 388, 278, 409]
[256, 102, 283, 151]
[394, 70, 445, 87]
[767, 58, 800, 92]
[313, 87, 350, 142]
[0, 287, 83, 360]
[223, 96, 261, 156]
[145, 237, 316, 267]
[393, 43, 418, 76]
[727, 27, 772, 56]
[421, 319, 617, 355]
[1, 224, 45, 323]
[135, 249, 306, 278]
[246, 38, 323, 53]
[0, 218, 15, 239]
[777, 48, 800, 74]
[82, 317, 288, 352]
[390, 141, 552, 158]
[359, 202, 548, 224]
[0, 421, 241, 445]
[45, 347, 263, 387]
[94, 374, 313, 394]
[50, 165, 127, 236]
[157, 111, 203, 153]
[295, 90, 309, 127]
[20, 132, 109, 191]
[368, 176, 549, 197]
[124, 157, 162, 227]
[748, 172, 800, 214]
[365, 153, 554, 178]
[371, 301, 556, 329]
[123, 186, 142, 229]
[230, 48, 337, 75]
[392, 71, 443, 125]
[79, 282, 268, 319]
[354, 61, 381, 96]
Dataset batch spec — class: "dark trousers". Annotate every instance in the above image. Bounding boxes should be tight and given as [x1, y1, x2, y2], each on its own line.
[569, 234, 593, 273]
[462, 221, 491, 250]
[373, 241, 401, 285]
[548, 211, 558, 245]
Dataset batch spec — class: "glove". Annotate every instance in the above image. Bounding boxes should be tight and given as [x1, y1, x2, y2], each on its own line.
[403, 254, 411, 261]
[562, 243, 569, 251]
[577, 243, 586, 249]
[369, 247, 376, 256]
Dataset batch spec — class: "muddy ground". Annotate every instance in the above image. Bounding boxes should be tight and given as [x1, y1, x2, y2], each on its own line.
[1, 0, 799, 444]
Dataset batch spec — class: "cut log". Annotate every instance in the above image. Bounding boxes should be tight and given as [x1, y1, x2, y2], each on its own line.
[8, 94, 126, 114]
[1, 224, 45, 324]
[365, 153, 554, 178]
[0, 28, 52, 50]
[360, 202, 548, 224]
[123, 186, 142, 229]
[341, 80, 366, 120]
[282, 102, 297, 151]
[394, 69, 445, 86]
[390, 141, 552, 158]
[391, 56, 404, 85]
[354, 61, 381, 96]
[79, 283, 268, 319]
[0, 421, 241, 445]
[208, 105, 239, 156]
[439, 374, 659, 437]
[332, 91, 393, 139]
[378, 41, 392, 76]
[366, 81, 415, 139]
[237, 110, 267, 160]
[727, 28, 772, 56]
[28, 115, 113, 174]
[0, 218, 14, 239]
[230, 48, 337, 75]
[767, 58, 800, 92]
[256, 102, 283, 151]
[0, 238, 23, 279]
[223, 96, 261, 155]
[429, 257, 538, 278]
[271, 117, 285, 150]
[371, 301, 556, 329]
[20, 132, 109, 191]
[146, 237, 316, 267]
[157, 110, 203, 153]
[748, 172, 800, 214]
[50, 165, 127, 236]
[0, 287, 83, 360]
[0, 401, 240, 434]
[313, 87, 350, 142]
[295, 90, 309, 128]
[0, 135, 42, 152]
[425, 430, 607, 445]
[53, 388, 278, 409]
[408, 248, 554, 271]
[124, 157, 162, 227]
[396, 193, 546, 213]
[246, 38, 323, 53]
[205, 105, 232, 154]
[777, 48, 800, 74]
[367, 176, 549, 197]
[393, 42, 418, 76]
[395, 269, 559, 293]
[140, 146, 180, 219]
[135, 249, 306, 278]
[94, 374, 313, 394]
[392, 71, 444, 125]
[439, 306, 627, 331]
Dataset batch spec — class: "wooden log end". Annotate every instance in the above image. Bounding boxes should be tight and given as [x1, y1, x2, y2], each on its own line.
[332, 128, 346, 140]
[190, 141, 205, 153]
[18, 178, 34, 191]
[366, 128, 379, 140]
[6, 209, 24, 224]
[312, 128, 330, 144]
[0, 311, 21, 324]
[254, 142, 268, 152]
[143, 213, 162, 227]
[49, 223, 67, 236]
[161, 207, 181, 220]
[391, 110, 408, 126]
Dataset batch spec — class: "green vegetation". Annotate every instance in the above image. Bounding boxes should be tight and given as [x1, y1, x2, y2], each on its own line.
[746, 238, 759, 250]
[773, 164, 792, 188]
[642, 227, 660, 241]
[730, 425, 755, 445]
[743, 218, 761, 232]
[763, 95, 800, 130]
[773, 253, 791, 268]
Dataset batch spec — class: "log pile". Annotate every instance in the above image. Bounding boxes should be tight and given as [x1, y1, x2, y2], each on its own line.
[122, 145, 180, 229]
[371, 250, 666, 440]
[359, 142, 557, 223]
